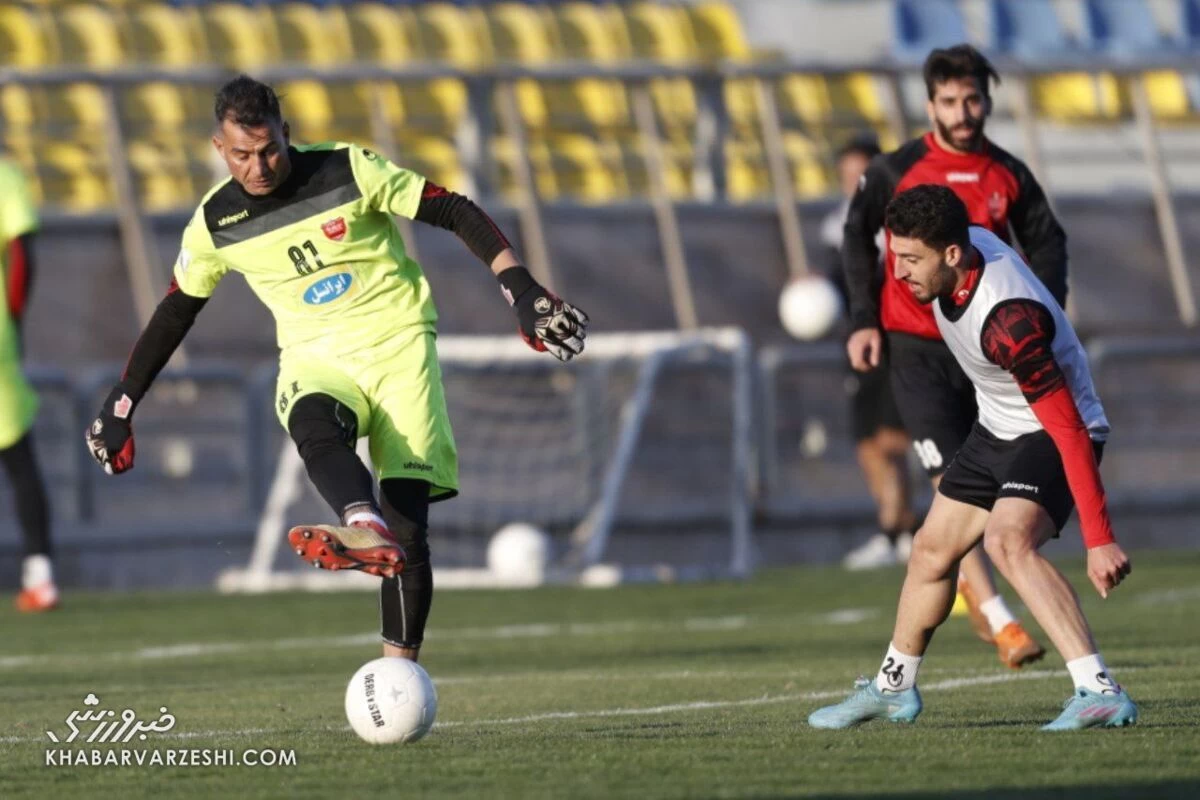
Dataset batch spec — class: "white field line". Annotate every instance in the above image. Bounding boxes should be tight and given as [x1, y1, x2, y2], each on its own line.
[0, 668, 1076, 745]
[0, 609, 879, 671]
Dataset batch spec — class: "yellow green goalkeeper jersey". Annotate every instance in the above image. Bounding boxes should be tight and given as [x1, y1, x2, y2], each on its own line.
[173, 142, 434, 357]
[0, 159, 39, 363]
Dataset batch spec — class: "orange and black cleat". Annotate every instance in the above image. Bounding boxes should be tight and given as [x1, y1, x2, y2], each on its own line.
[287, 520, 406, 579]
[994, 622, 1046, 670]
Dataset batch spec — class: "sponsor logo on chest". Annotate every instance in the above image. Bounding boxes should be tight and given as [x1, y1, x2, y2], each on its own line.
[321, 217, 347, 241]
[303, 272, 353, 305]
[945, 172, 980, 183]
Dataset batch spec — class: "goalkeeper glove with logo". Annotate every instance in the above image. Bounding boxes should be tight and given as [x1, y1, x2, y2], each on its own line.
[497, 266, 588, 362]
[85, 386, 136, 475]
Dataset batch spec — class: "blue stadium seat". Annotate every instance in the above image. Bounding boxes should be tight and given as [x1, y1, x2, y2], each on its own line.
[1181, 0, 1200, 50]
[1082, 0, 1172, 57]
[892, 0, 969, 63]
[988, 0, 1076, 59]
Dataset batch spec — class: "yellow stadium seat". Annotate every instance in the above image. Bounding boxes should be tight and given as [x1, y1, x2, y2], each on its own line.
[270, 2, 353, 66]
[1030, 73, 1123, 121]
[392, 133, 465, 192]
[189, 2, 279, 69]
[375, 79, 469, 138]
[0, 5, 56, 68]
[725, 132, 831, 202]
[493, 131, 622, 203]
[32, 140, 113, 212]
[413, 3, 484, 67]
[1135, 71, 1193, 120]
[122, 3, 203, 67]
[617, 4, 698, 130]
[276, 81, 374, 146]
[346, 2, 419, 65]
[555, 2, 625, 62]
[613, 131, 694, 199]
[484, 2, 560, 64]
[51, 3, 126, 68]
[685, 1, 750, 61]
[127, 137, 201, 211]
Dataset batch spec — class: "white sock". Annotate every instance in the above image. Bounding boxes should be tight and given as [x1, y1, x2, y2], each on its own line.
[22, 554, 54, 590]
[1066, 654, 1120, 695]
[979, 595, 1017, 635]
[344, 509, 388, 530]
[875, 643, 922, 693]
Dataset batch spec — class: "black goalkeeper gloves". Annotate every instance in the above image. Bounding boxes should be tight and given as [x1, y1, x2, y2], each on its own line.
[85, 386, 137, 475]
[498, 266, 588, 362]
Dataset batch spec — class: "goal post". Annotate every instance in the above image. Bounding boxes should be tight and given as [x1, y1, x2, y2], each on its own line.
[216, 327, 756, 592]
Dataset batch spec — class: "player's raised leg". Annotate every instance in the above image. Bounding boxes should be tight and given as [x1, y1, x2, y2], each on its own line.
[284, 393, 405, 578]
[809, 492, 990, 729]
[378, 479, 433, 661]
[982, 498, 1136, 730]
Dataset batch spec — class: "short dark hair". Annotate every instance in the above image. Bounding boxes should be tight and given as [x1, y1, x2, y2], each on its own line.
[214, 74, 282, 127]
[836, 135, 881, 163]
[922, 44, 1000, 100]
[885, 184, 970, 251]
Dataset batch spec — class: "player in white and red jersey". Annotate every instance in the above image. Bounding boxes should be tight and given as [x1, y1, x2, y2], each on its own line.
[809, 184, 1136, 731]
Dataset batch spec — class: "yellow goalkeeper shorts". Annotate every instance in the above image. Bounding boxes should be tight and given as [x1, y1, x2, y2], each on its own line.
[0, 358, 38, 450]
[274, 329, 459, 500]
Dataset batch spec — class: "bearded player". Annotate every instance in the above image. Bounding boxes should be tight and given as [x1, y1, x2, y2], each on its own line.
[811, 185, 1135, 731]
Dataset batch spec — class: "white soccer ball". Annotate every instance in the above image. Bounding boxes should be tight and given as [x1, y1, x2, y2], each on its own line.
[778, 275, 844, 341]
[344, 657, 438, 745]
[487, 522, 551, 586]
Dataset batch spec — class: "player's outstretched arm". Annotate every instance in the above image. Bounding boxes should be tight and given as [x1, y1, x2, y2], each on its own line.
[413, 182, 588, 362]
[85, 281, 208, 475]
[981, 299, 1131, 597]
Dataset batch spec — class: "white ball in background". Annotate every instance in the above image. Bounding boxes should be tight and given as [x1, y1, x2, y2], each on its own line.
[778, 275, 844, 341]
[487, 523, 552, 586]
[345, 657, 438, 745]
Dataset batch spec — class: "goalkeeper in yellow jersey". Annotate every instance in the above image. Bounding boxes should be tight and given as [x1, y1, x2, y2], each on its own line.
[85, 76, 588, 660]
[0, 159, 57, 613]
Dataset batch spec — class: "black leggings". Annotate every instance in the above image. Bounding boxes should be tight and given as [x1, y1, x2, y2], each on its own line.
[0, 432, 51, 557]
[287, 393, 434, 649]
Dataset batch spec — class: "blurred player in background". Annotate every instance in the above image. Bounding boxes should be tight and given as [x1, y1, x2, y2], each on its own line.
[841, 45, 1061, 668]
[810, 185, 1135, 731]
[819, 137, 918, 569]
[0, 159, 57, 613]
[85, 76, 587, 661]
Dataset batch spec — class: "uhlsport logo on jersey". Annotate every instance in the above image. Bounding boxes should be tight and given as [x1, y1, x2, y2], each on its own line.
[322, 217, 347, 241]
[303, 272, 353, 305]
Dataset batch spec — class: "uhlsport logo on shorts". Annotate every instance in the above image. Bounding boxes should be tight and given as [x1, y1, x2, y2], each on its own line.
[42, 693, 298, 768]
[304, 272, 353, 305]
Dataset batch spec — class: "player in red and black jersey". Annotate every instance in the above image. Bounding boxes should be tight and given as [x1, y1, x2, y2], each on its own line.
[841, 45, 1064, 669]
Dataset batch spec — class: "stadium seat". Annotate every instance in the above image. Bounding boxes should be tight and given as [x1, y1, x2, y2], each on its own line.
[1082, 0, 1194, 119]
[0, 4, 56, 68]
[988, 0, 1075, 60]
[725, 130, 830, 202]
[188, 2, 280, 68]
[685, 1, 752, 61]
[122, 3, 204, 67]
[412, 2, 485, 66]
[554, 1, 625, 63]
[892, 0, 970, 64]
[270, 2, 353, 66]
[345, 2, 420, 64]
[275, 80, 375, 145]
[50, 3, 126, 68]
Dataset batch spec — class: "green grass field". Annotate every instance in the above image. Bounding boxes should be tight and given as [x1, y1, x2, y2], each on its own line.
[2, 551, 1199, 799]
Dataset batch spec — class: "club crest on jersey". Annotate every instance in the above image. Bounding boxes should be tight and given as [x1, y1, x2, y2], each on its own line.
[322, 217, 347, 241]
[303, 272, 353, 305]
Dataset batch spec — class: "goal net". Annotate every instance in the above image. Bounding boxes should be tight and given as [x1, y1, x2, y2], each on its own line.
[216, 327, 755, 592]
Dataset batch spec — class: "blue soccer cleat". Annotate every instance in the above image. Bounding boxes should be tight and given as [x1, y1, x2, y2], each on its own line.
[808, 677, 923, 730]
[1041, 687, 1138, 731]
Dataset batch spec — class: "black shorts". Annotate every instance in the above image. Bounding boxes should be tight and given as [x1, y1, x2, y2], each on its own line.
[937, 422, 1105, 532]
[848, 356, 905, 442]
[888, 332, 977, 477]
